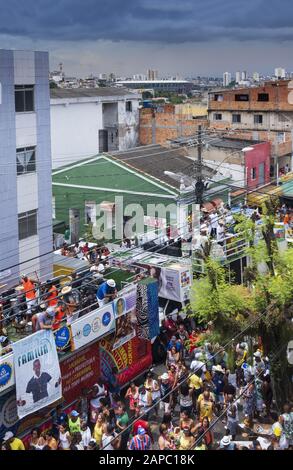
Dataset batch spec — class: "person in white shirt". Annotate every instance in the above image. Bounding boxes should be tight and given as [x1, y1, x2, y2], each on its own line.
[216, 220, 225, 244]
[209, 212, 218, 238]
[80, 420, 92, 449]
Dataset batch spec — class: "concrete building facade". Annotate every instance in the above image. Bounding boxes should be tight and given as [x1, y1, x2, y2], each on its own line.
[208, 80, 293, 175]
[201, 139, 271, 190]
[50, 88, 141, 169]
[0, 49, 53, 289]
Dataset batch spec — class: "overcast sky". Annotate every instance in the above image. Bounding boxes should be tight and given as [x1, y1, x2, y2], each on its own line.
[0, 0, 293, 77]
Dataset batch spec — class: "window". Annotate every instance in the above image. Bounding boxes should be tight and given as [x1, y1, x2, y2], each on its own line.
[15, 85, 34, 112]
[213, 113, 222, 121]
[235, 94, 249, 101]
[277, 132, 285, 143]
[18, 210, 38, 240]
[232, 114, 241, 123]
[258, 93, 269, 102]
[85, 201, 96, 224]
[126, 101, 132, 112]
[16, 147, 36, 175]
[251, 167, 257, 180]
[254, 114, 263, 124]
[214, 94, 223, 102]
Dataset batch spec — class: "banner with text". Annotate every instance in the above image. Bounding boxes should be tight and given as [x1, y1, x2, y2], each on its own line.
[60, 342, 100, 404]
[99, 336, 152, 386]
[13, 330, 62, 419]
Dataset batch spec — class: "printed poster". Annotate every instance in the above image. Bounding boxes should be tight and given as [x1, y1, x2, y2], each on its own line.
[112, 284, 137, 350]
[13, 330, 62, 419]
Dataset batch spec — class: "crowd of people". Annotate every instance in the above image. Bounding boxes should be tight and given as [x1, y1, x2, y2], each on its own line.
[2, 314, 292, 451]
[0, 243, 120, 356]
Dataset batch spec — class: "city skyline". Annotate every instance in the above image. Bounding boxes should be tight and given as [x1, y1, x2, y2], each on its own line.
[0, 1, 293, 76]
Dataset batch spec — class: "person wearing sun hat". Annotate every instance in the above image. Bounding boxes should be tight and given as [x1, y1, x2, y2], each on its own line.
[96, 278, 117, 307]
[219, 434, 236, 450]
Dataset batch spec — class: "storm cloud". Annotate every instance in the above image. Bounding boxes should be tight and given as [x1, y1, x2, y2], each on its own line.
[0, 0, 293, 43]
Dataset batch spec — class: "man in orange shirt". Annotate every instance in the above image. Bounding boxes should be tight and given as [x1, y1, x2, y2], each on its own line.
[52, 303, 66, 331]
[46, 280, 59, 308]
[21, 274, 38, 316]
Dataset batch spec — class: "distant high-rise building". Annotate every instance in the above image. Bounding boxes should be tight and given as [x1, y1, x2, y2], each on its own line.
[147, 69, 159, 81]
[133, 74, 147, 80]
[241, 71, 247, 81]
[253, 72, 260, 82]
[223, 72, 232, 87]
[235, 71, 241, 84]
[275, 67, 286, 79]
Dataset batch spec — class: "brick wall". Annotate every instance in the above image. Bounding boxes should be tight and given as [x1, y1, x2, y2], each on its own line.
[208, 80, 293, 112]
[139, 106, 208, 145]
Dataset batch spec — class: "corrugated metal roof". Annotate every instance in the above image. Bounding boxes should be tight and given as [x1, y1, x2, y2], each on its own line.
[50, 87, 140, 99]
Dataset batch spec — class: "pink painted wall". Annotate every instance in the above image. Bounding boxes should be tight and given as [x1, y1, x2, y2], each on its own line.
[245, 142, 271, 189]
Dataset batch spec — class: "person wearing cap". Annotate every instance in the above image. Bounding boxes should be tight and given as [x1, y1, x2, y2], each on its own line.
[96, 279, 117, 307]
[34, 306, 56, 331]
[68, 410, 81, 434]
[2, 431, 25, 450]
[129, 426, 152, 451]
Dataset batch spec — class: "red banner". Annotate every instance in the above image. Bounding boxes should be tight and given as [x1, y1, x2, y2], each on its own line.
[99, 336, 152, 386]
[60, 342, 100, 403]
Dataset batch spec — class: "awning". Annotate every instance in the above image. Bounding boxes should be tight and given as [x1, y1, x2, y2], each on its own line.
[248, 184, 283, 206]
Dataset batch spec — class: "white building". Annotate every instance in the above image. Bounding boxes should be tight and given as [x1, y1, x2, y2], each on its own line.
[241, 71, 247, 81]
[50, 87, 141, 169]
[223, 72, 232, 87]
[0, 50, 53, 289]
[275, 67, 286, 79]
[253, 72, 260, 82]
[235, 71, 241, 84]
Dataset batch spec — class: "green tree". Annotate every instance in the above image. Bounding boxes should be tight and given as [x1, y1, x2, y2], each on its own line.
[189, 201, 293, 407]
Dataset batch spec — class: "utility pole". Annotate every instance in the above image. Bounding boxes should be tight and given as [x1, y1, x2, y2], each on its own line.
[195, 125, 205, 205]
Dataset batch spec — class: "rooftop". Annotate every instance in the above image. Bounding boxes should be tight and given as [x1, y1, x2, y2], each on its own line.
[112, 144, 216, 190]
[208, 138, 262, 151]
[50, 87, 140, 100]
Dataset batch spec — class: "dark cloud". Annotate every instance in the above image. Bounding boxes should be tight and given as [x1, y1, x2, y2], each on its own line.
[0, 0, 293, 43]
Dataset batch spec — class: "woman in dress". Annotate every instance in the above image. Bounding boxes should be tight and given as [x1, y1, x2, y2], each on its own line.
[58, 424, 71, 450]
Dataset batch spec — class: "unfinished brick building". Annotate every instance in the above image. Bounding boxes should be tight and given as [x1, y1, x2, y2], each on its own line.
[139, 104, 208, 146]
